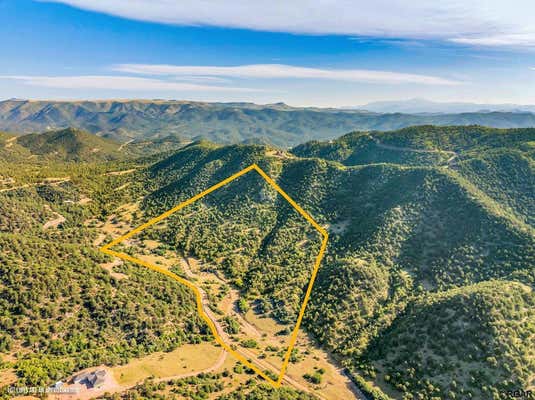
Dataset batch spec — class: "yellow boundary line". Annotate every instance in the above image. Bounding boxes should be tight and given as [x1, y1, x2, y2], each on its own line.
[100, 164, 328, 387]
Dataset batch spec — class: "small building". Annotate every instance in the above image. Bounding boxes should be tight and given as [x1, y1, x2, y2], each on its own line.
[72, 369, 107, 389]
[73, 372, 90, 385]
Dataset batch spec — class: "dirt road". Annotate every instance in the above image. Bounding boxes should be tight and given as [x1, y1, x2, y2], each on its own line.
[369, 135, 457, 166]
[179, 257, 338, 399]
[154, 349, 228, 383]
[0, 177, 71, 193]
[5, 137, 16, 149]
[42, 205, 66, 229]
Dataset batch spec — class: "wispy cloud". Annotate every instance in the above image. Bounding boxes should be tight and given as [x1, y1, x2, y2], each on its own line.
[113, 64, 461, 86]
[450, 33, 535, 47]
[42, 0, 535, 47]
[0, 75, 259, 92]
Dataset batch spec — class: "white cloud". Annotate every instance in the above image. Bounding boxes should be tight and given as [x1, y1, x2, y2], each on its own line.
[0, 75, 259, 92]
[42, 0, 535, 46]
[450, 33, 535, 47]
[113, 64, 460, 86]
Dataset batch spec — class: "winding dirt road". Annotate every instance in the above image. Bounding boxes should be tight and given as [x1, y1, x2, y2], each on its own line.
[42, 205, 66, 229]
[369, 134, 457, 165]
[178, 257, 356, 400]
[0, 177, 71, 193]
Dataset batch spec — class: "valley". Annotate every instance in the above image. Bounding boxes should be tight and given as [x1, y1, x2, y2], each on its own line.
[91, 173, 357, 399]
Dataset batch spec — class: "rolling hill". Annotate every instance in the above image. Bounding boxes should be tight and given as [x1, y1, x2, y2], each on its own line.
[0, 132, 32, 163]
[368, 279, 534, 399]
[15, 128, 123, 162]
[292, 125, 535, 227]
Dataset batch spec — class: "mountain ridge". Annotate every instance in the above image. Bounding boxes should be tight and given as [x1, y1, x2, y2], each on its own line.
[3, 99, 535, 147]
[358, 98, 535, 114]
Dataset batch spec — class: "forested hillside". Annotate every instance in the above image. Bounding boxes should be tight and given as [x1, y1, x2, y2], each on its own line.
[3, 99, 535, 147]
[0, 124, 533, 399]
[364, 280, 535, 399]
[16, 128, 123, 162]
[0, 161, 209, 390]
[131, 126, 535, 399]
[0, 132, 32, 162]
[293, 125, 535, 227]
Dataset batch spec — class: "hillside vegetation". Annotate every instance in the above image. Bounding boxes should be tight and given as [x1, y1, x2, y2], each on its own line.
[0, 163, 209, 389]
[293, 125, 535, 226]
[0, 124, 533, 399]
[15, 128, 123, 162]
[132, 126, 535, 399]
[0, 132, 32, 163]
[364, 280, 535, 399]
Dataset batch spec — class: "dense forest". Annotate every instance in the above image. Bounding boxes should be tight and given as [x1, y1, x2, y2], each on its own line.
[0, 124, 533, 399]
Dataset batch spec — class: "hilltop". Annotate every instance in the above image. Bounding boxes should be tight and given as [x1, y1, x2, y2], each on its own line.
[292, 125, 534, 165]
[15, 128, 123, 162]
[292, 125, 535, 227]
[3, 99, 535, 147]
[363, 279, 535, 399]
[0, 132, 32, 163]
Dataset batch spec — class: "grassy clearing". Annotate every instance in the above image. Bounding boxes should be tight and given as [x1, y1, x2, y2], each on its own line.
[111, 343, 222, 386]
[245, 308, 287, 337]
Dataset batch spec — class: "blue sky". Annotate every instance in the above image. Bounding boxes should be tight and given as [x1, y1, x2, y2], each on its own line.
[1, 0, 535, 106]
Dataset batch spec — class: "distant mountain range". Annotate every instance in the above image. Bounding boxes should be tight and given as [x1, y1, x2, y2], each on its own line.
[358, 98, 535, 114]
[3, 99, 535, 147]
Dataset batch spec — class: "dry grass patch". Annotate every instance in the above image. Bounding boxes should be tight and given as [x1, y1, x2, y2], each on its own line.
[285, 332, 361, 400]
[112, 343, 222, 386]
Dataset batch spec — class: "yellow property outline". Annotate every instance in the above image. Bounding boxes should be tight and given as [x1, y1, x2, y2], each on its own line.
[100, 164, 328, 387]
